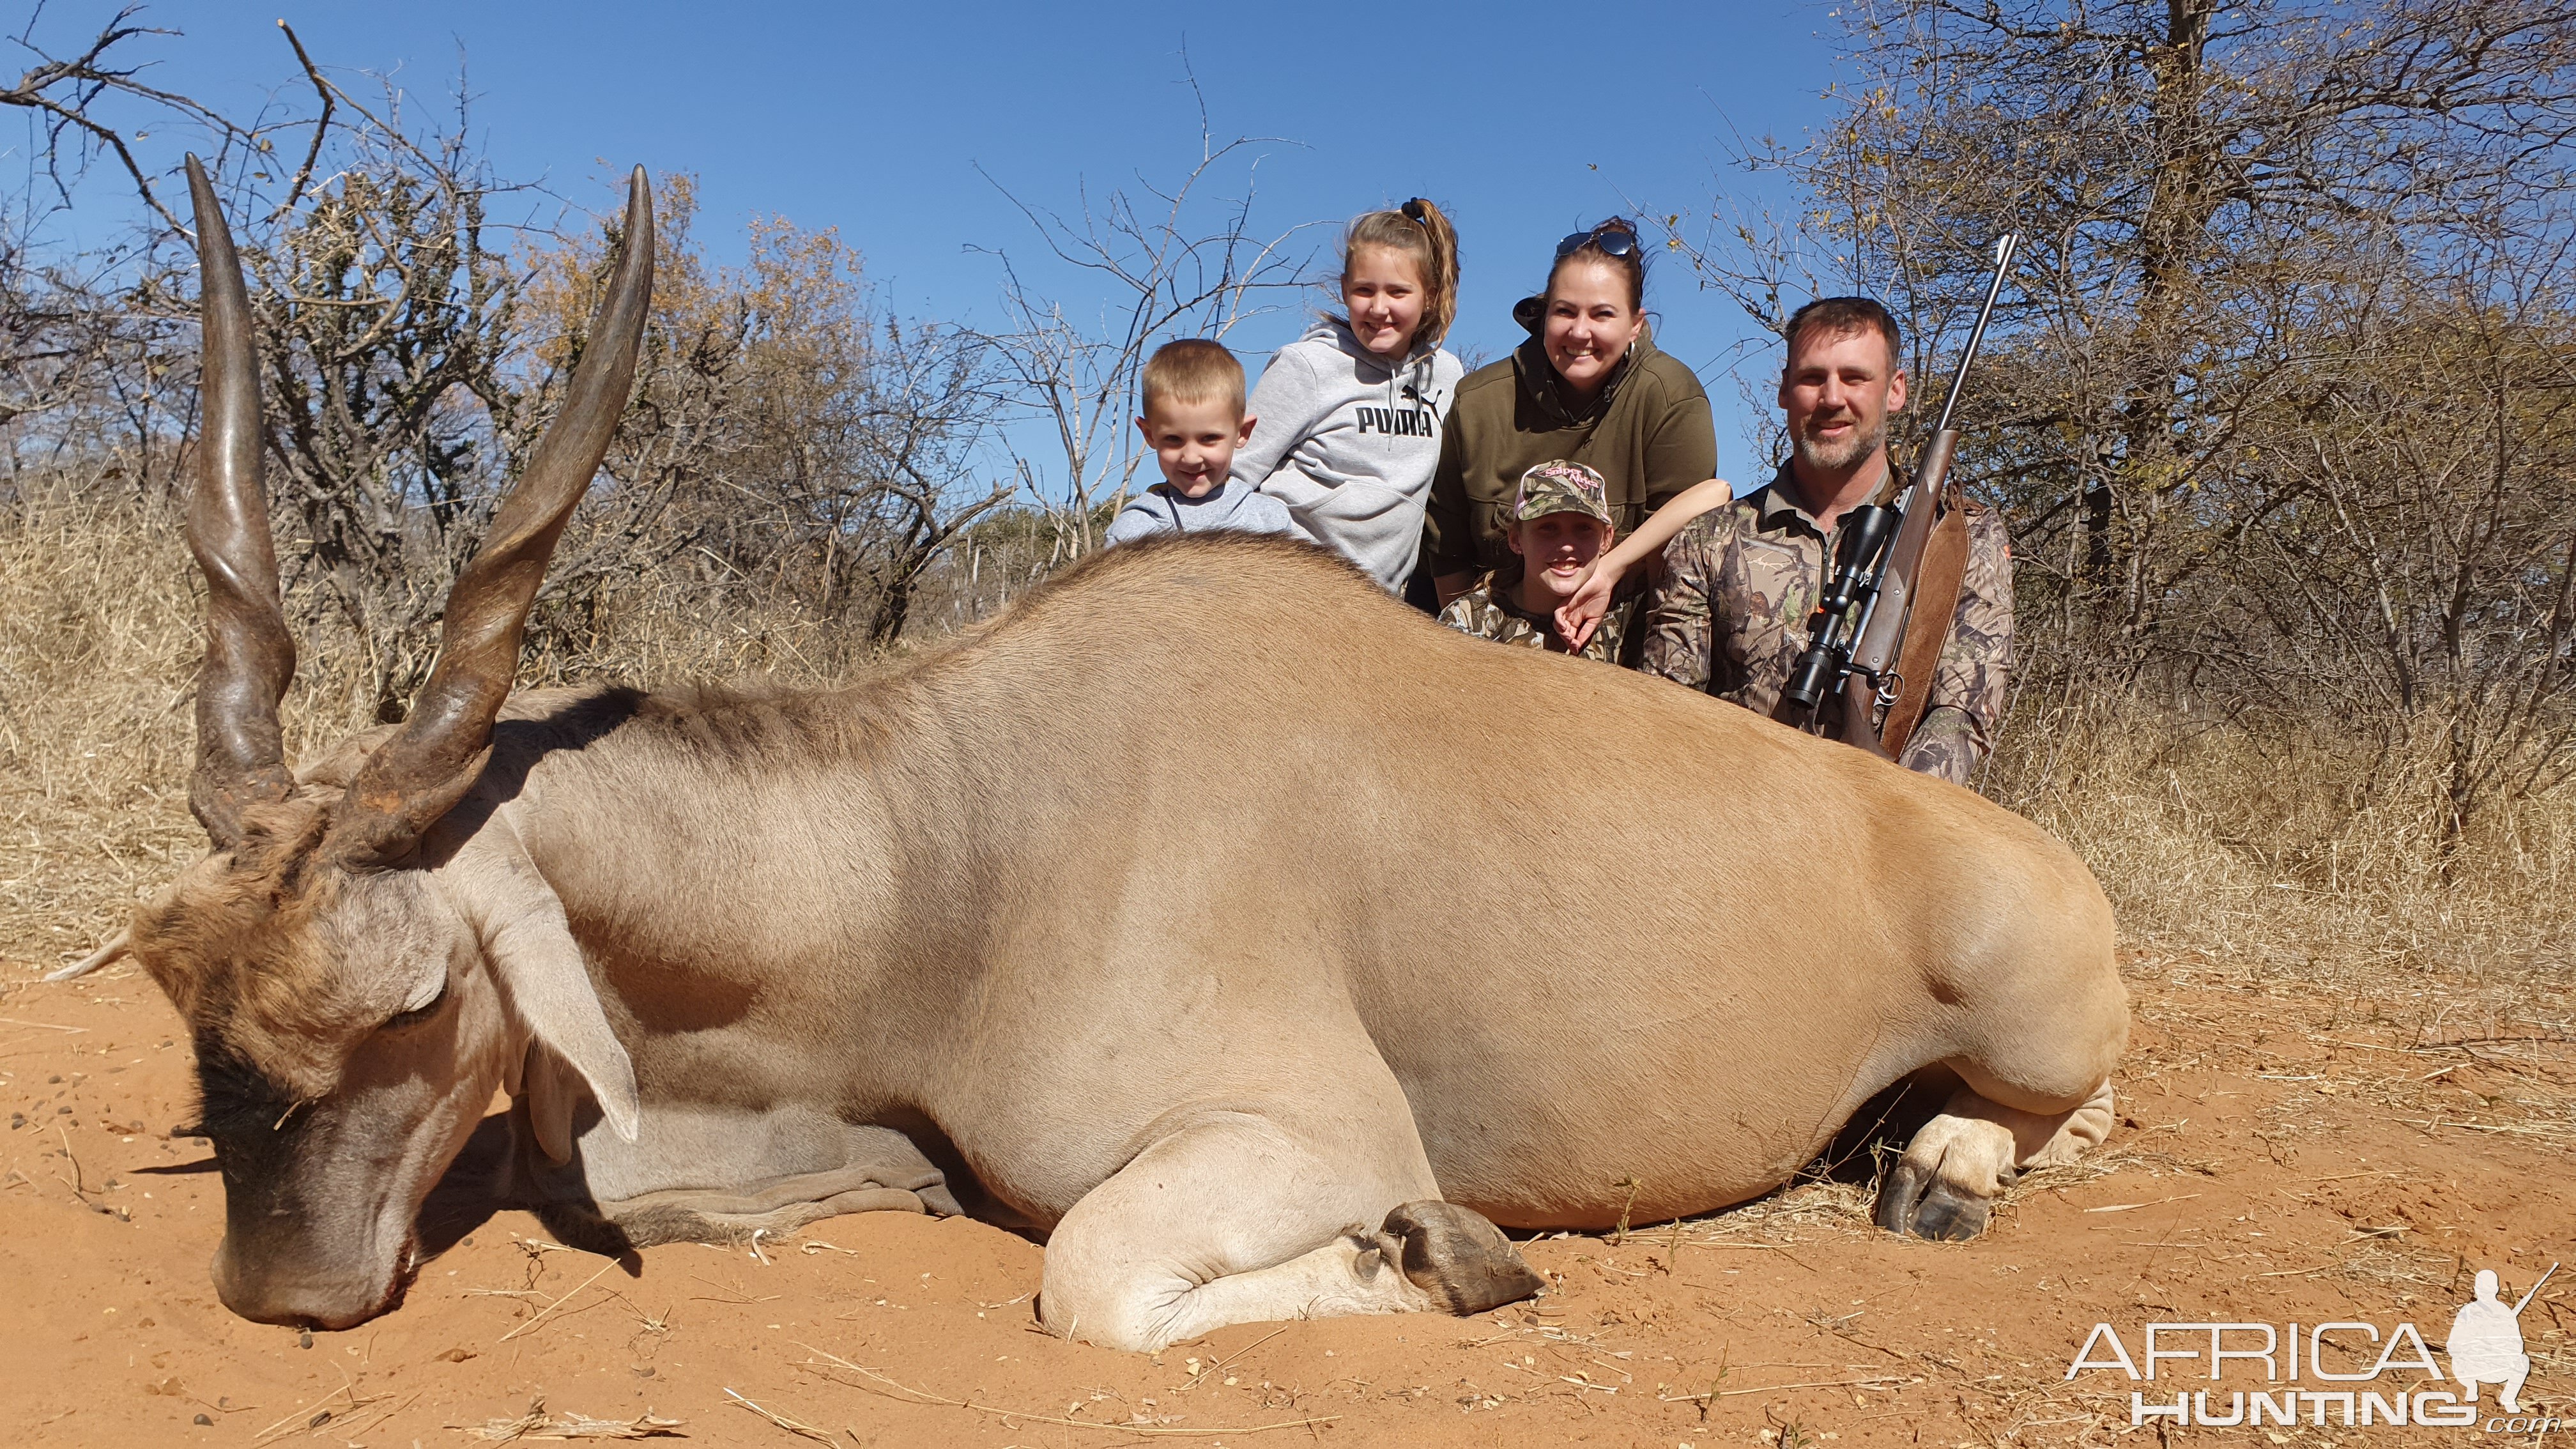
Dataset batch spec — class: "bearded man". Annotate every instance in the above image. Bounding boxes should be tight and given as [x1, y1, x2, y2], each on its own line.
[1636, 296, 2012, 786]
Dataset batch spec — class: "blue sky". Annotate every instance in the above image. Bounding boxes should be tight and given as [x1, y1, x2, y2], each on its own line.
[13, 0, 1849, 472]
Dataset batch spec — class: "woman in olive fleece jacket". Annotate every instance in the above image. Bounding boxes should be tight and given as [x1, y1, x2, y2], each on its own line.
[1422, 224, 1717, 594]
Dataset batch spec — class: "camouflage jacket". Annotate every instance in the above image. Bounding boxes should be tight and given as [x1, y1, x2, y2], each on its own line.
[1637, 465, 2013, 786]
[1439, 566, 1627, 664]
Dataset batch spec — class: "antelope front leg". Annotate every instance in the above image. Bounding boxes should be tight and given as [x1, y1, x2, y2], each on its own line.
[1875, 1079, 2115, 1241]
[1037, 1105, 1542, 1352]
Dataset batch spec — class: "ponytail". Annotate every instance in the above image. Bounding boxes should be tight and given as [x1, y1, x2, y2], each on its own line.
[1340, 197, 1460, 348]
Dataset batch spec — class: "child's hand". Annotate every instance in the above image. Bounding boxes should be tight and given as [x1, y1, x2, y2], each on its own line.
[1555, 560, 1625, 651]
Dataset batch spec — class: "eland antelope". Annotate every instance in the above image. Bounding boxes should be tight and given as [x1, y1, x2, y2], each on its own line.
[79, 160, 2128, 1351]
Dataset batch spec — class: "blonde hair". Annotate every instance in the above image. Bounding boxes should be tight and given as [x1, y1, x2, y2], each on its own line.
[1139, 339, 1246, 420]
[1339, 197, 1460, 349]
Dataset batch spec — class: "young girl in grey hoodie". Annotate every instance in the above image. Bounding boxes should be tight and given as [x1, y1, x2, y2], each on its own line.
[1230, 199, 1466, 592]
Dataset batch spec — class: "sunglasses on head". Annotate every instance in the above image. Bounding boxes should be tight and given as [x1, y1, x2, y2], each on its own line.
[1555, 226, 1639, 261]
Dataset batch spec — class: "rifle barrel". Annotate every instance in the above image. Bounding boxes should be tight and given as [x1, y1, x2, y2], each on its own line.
[1931, 233, 2018, 436]
[2511, 1261, 2559, 1315]
[1839, 238, 2017, 719]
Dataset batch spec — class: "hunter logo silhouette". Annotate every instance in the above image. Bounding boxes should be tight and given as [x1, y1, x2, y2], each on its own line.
[2066, 1257, 2563, 1428]
[2449, 1262, 2554, 1413]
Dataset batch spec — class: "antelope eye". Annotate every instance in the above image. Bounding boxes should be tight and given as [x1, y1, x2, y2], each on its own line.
[381, 989, 447, 1033]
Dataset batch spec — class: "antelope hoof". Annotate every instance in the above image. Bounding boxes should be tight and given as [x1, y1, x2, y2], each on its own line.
[1874, 1112, 2018, 1241]
[1379, 1200, 1545, 1315]
[1874, 1164, 1993, 1240]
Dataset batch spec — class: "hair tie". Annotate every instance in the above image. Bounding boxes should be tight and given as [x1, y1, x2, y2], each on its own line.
[1400, 198, 1430, 229]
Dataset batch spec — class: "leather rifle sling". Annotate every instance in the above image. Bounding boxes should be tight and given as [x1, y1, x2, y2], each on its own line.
[1878, 483, 1972, 753]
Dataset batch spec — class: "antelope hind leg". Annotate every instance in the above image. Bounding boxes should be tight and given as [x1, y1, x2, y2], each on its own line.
[1038, 1109, 1542, 1352]
[1876, 1080, 2115, 1241]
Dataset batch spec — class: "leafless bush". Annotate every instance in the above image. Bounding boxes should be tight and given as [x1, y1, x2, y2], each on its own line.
[970, 75, 1315, 562]
[0, 12, 1022, 726]
[231, 121, 532, 717]
[2242, 256, 2576, 853]
[650, 217, 1011, 646]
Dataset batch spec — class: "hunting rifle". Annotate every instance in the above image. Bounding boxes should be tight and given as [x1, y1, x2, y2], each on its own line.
[1779, 233, 2019, 756]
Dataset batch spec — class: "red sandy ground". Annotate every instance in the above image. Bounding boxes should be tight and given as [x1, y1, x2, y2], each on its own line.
[0, 951, 2567, 1448]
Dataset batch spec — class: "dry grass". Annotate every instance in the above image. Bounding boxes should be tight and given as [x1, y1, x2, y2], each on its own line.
[0, 490, 876, 976]
[5, 489, 2572, 1000]
[1988, 682, 2576, 992]
[1, 493, 209, 969]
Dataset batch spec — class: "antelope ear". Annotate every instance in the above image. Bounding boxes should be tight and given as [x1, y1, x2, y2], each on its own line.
[483, 900, 641, 1144]
[523, 1041, 586, 1164]
[454, 820, 641, 1145]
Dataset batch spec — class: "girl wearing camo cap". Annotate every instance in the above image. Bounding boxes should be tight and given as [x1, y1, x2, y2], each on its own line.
[1435, 461, 1625, 663]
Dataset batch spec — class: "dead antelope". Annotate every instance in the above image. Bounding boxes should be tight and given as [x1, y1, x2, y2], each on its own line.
[95, 157, 2126, 1348]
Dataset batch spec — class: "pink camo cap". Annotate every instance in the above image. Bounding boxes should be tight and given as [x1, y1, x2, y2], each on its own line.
[1512, 459, 1611, 525]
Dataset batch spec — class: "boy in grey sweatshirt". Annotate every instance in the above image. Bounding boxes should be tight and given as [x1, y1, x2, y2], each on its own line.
[1103, 476, 1299, 544]
[1105, 339, 1301, 547]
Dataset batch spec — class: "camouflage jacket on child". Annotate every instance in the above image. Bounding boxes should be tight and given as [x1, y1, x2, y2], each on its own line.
[1439, 565, 1626, 663]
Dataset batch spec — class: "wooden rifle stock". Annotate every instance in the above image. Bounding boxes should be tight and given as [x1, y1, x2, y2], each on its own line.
[1839, 430, 1958, 753]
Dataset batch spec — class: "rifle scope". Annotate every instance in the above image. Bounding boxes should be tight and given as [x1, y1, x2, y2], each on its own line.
[1780, 502, 1899, 714]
